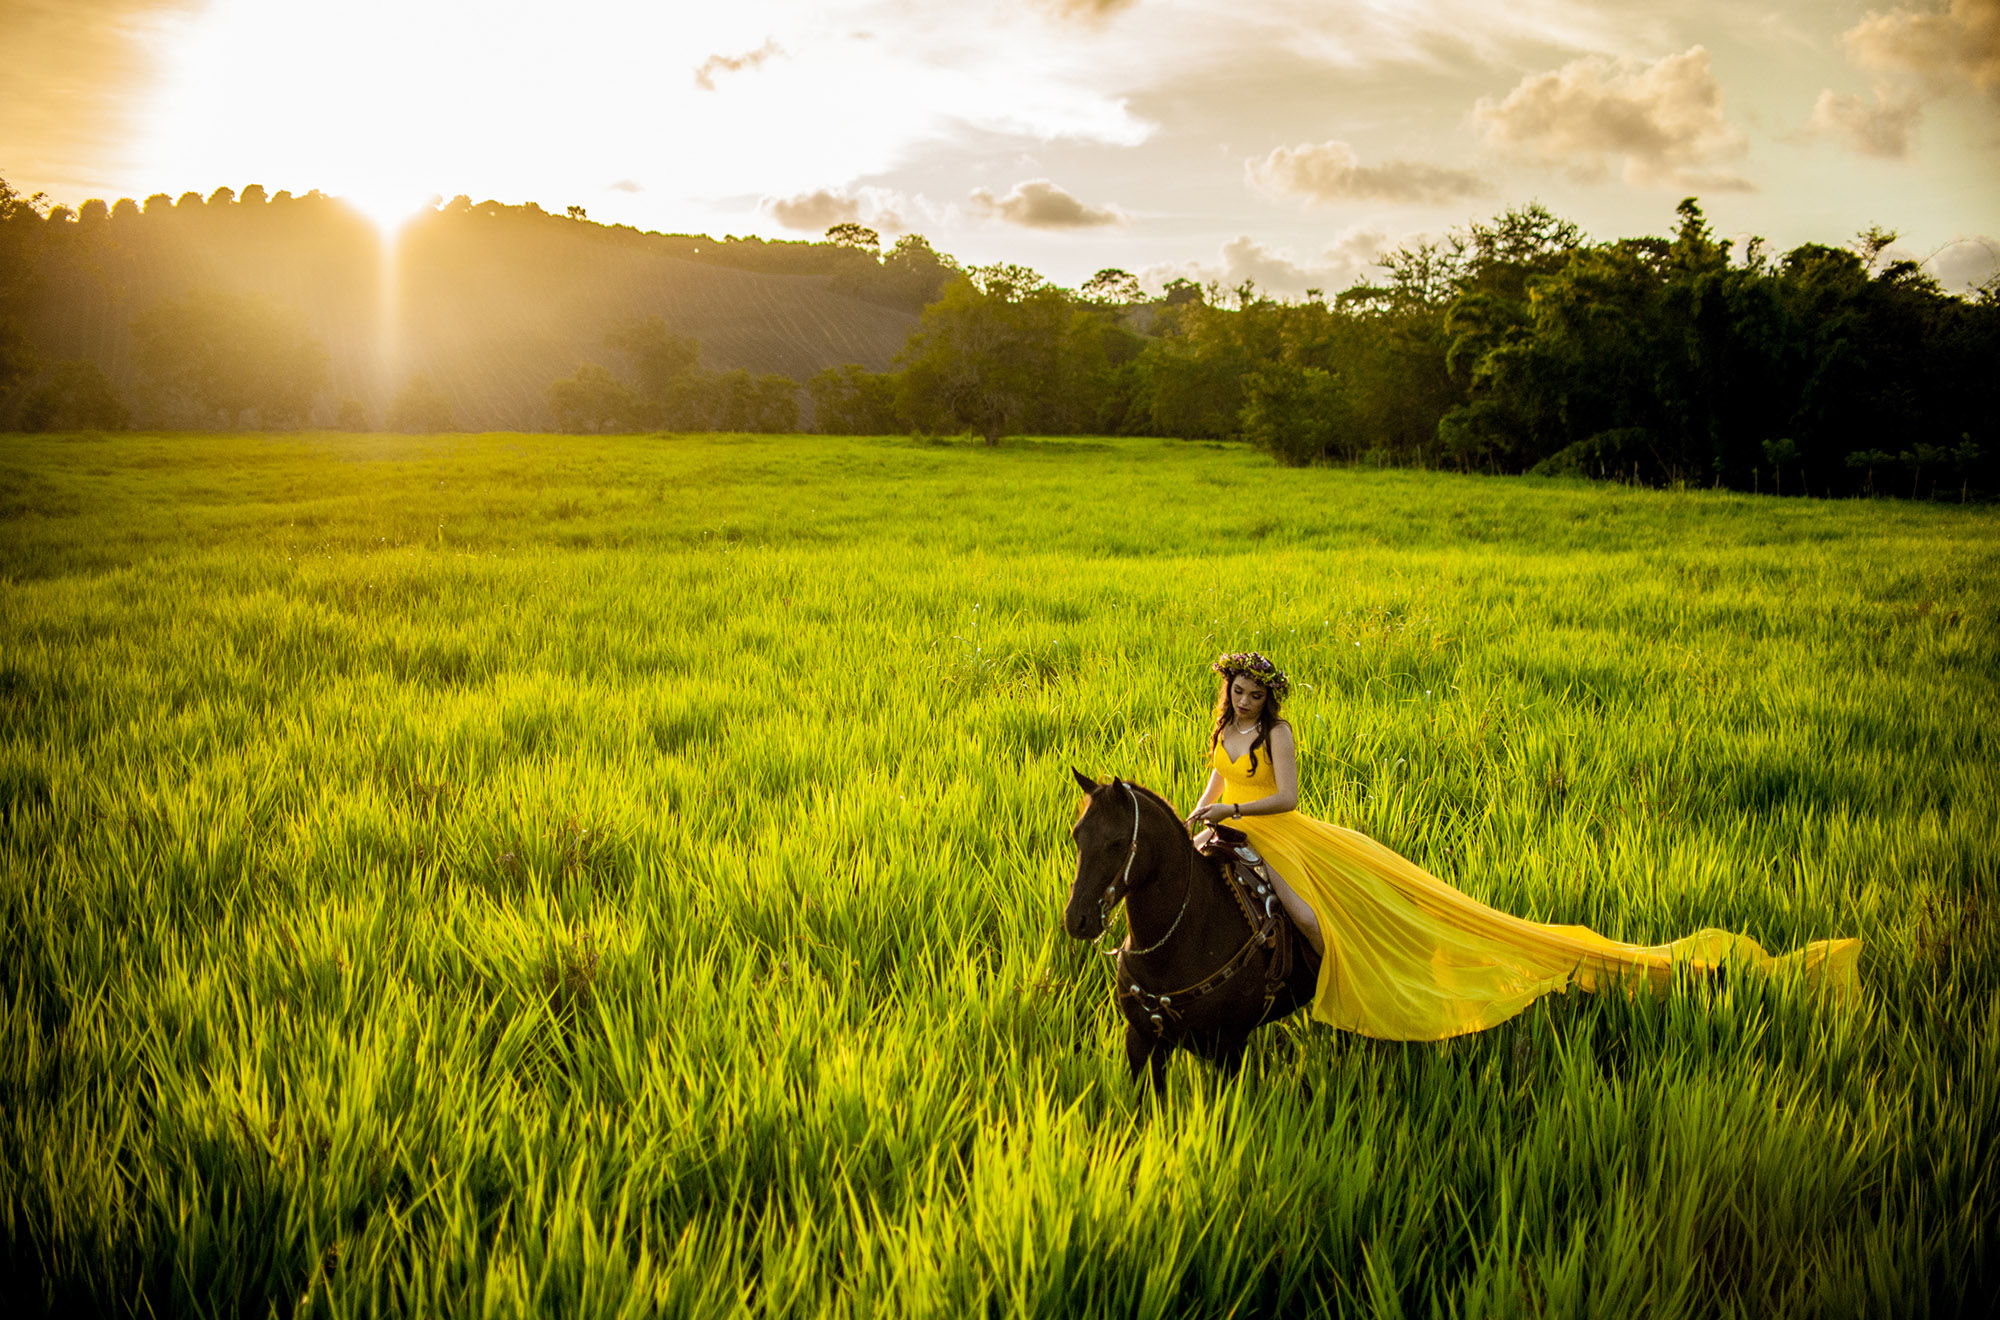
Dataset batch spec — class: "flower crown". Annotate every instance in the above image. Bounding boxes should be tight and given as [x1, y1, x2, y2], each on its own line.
[1212, 651, 1290, 699]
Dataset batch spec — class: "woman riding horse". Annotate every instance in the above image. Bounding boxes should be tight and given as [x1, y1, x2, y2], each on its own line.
[1069, 652, 1861, 1075]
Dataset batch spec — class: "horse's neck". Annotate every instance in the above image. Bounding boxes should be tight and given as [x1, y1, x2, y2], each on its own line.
[1126, 818, 1233, 945]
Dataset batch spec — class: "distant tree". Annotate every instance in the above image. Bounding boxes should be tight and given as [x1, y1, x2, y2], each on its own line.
[1341, 239, 1459, 315]
[175, 191, 204, 210]
[1456, 202, 1584, 285]
[334, 398, 369, 430]
[207, 186, 236, 206]
[1127, 290, 1261, 439]
[131, 290, 329, 427]
[142, 193, 172, 217]
[876, 234, 960, 311]
[809, 363, 901, 434]
[0, 175, 48, 220]
[111, 198, 140, 223]
[1845, 448, 1895, 495]
[18, 360, 129, 430]
[1081, 268, 1143, 304]
[825, 222, 881, 252]
[896, 274, 1074, 443]
[566, 205, 588, 221]
[967, 262, 1048, 300]
[1853, 224, 1898, 275]
[605, 316, 703, 410]
[547, 363, 636, 431]
[1240, 365, 1353, 466]
[706, 369, 799, 432]
[239, 184, 268, 205]
[0, 322, 36, 404]
[751, 373, 801, 432]
[1951, 440, 1983, 502]
[77, 198, 109, 224]
[0, 175, 42, 400]
[1761, 436, 1800, 496]
[387, 374, 456, 432]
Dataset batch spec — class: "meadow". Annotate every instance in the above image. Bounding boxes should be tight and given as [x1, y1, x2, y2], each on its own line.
[2, 429, 1995, 1318]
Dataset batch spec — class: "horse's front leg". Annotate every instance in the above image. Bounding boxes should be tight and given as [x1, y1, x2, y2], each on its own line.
[1126, 1023, 1170, 1096]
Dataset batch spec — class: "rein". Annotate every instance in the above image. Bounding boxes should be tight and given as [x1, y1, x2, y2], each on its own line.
[1093, 782, 1195, 958]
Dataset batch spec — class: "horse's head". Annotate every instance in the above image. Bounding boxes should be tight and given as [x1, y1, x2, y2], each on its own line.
[1065, 768, 1168, 940]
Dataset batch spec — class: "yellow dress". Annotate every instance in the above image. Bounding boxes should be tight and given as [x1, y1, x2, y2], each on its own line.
[1212, 742, 1861, 1040]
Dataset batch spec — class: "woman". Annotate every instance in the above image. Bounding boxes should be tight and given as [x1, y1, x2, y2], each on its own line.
[1183, 652, 1859, 1041]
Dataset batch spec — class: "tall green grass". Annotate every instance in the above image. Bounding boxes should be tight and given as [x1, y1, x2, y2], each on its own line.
[3, 430, 1996, 1317]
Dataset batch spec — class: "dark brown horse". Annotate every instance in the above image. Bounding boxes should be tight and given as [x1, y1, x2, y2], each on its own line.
[1064, 770, 1321, 1093]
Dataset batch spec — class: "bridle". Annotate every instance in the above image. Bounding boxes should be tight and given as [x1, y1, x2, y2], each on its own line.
[1091, 782, 1195, 958]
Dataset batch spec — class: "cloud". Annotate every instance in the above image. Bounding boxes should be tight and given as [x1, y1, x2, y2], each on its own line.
[1928, 235, 1999, 294]
[759, 185, 913, 234]
[967, 178, 1127, 229]
[1143, 229, 1392, 299]
[1246, 139, 1491, 206]
[1804, 87, 1924, 158]
[607, 179, 643, 193]
[762, 188, 860, 231]
[1030, 0, 1139, 21]
[1800, 3, 2000, 163]
[0, 0, 205, 193]
[1844, 0, 2000, 100]
[693, 38, 782, 92]
[1472, 45, 1753, 191]
[1800, 2, 1999, 161]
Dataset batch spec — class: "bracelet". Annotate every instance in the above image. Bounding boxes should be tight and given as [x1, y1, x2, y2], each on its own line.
[1232, 803, 1243, 818]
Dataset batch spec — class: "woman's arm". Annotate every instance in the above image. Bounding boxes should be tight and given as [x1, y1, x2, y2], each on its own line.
[1184, 769, 1225, 831]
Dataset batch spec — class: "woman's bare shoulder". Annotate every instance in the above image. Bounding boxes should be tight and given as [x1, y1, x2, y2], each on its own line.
[1270, 720, 1296, 744]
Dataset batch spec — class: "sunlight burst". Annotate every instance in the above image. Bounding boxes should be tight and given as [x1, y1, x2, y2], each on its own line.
[339, 188, 434, 238]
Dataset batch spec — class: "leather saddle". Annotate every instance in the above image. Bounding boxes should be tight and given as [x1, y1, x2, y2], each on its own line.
[1197, 823, 1289, 940]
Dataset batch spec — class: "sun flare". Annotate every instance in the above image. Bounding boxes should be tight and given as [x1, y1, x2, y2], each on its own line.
[339, 188, 434, 238]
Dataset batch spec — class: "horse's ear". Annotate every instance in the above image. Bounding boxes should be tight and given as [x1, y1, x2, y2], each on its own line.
[1070, 768, 1098, 794]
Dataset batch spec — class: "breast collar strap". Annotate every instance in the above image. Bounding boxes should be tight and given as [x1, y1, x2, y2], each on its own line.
[1117, 855, 1290, 1035]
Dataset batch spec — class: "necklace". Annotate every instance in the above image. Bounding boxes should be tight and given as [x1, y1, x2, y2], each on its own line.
[1233, 722, 1258, 735]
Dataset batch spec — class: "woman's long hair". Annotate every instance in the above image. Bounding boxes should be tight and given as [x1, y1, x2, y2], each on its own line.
[1209, 675, 1283, 775]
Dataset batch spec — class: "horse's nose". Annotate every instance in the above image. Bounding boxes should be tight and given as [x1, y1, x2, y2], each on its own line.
[1064, 901, 1101, 941]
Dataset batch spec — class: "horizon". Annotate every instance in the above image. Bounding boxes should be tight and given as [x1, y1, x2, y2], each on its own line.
[5, 1, 1997, 297]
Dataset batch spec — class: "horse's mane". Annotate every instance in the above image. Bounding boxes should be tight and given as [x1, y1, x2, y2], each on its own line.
[1121, 779, 1181, 821]
[1077, 777, 1183, 830]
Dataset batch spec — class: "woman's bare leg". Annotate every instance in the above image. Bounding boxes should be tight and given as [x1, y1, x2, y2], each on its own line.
[1263, 866, 1323, 955]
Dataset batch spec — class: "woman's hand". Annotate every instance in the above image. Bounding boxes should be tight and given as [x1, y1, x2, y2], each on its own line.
[1186, 802, 1236, 828]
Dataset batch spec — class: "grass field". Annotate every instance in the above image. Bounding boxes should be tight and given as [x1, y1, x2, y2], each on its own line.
[3, 430, 1996, 1318]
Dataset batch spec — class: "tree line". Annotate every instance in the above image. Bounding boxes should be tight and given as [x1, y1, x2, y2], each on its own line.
[0, 175, 938, 434]
[4, 172, 1994, 499]
[547, 319, 798, 434]
[811, 201, 1996, 500]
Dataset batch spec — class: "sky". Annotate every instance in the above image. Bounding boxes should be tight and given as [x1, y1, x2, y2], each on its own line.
[4, 0, 1997, 295]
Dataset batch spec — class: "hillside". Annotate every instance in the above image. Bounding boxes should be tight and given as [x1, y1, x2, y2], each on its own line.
[13, 195, 921, 429]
